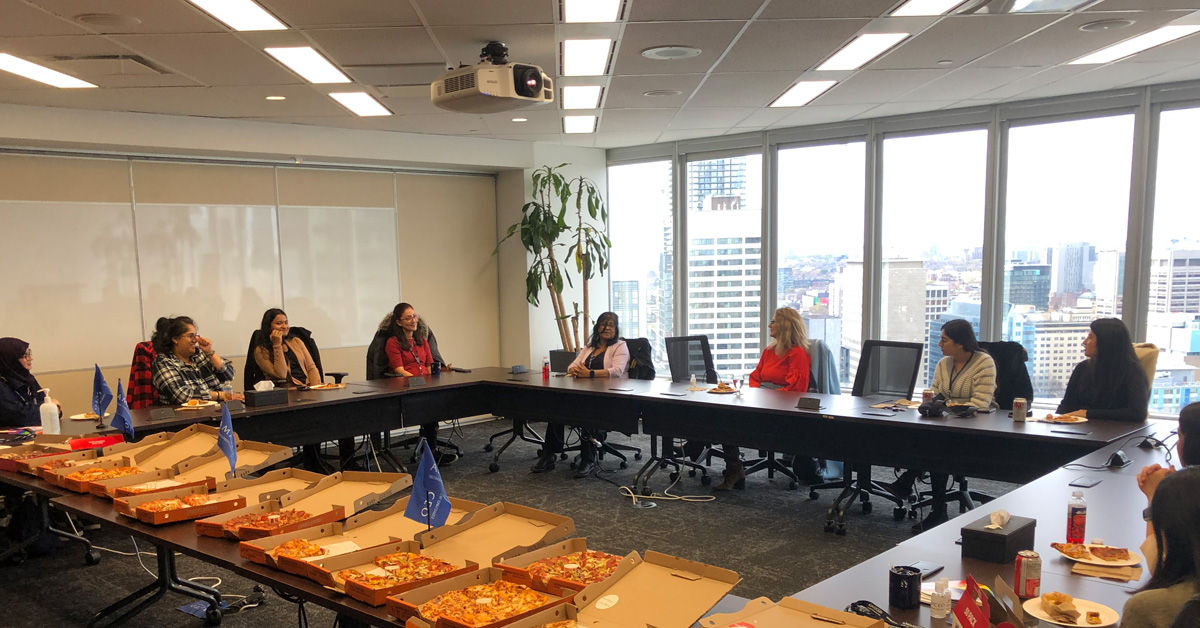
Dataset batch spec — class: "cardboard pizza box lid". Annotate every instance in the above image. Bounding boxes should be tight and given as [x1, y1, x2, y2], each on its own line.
[173, 440, 292, 484]
[91, 468, 176, 497]
[212, 468, 325, 503]
[19, 448, 98, 475]
[238, 522, 349, 563]
[303, 540, 477, 605]
[52, 456, 133, 490]
[571, 551, 740, 628]
[100, 431, 174, 457]
[342, 496, 486, 549]
[113, 483, 247, 524]
[418, 502, 575, 568]
[133, 424, 227, 470]
[280, 471, 412, 515]
[387, 566, 570, 628]
[700, 597, 885, 628]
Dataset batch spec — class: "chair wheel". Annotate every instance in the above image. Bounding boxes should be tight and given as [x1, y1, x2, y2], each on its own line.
[909, 510, 918, 520]
[483, 444, 494, 452]
[634, 453, 642, 461]
[488, 463, 499, 473]
[700, 475, 712, 486]
[560, 453, 568, 460]
[687, 469, 696, 477]
[658, 461, 668, 469]
[84, 549, 101, 566]
[619, 461, 628, 469]
[809, 490, 819, 500]
[668, 472, 680, 482]
[861, 501, 873, 514]
[569, 461, 577, 469]
[788, 481, 799, 490]
[893, 507, 906, 521]
[204, 606, 223, 626]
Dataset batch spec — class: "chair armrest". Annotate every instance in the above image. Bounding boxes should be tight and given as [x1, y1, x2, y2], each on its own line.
[325, 372, 349, 384]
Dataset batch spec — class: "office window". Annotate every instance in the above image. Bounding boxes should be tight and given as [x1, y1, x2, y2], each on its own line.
[1003, 114, 1135, 402]
[1148, 106, 1200, 415]
[608, 160, 673, 359]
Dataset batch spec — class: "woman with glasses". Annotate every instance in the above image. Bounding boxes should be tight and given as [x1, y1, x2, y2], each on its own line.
[151, 316, 240, 406]
[532, 312, 629, 478]
[385, 302, 455, 463]
[0, 338, 60, 427]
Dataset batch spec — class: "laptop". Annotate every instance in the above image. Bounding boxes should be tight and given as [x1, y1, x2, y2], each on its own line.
[549, 351, 576, 373]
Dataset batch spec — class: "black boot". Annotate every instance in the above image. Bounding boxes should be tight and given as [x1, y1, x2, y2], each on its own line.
[912, 504, 949, 532]
[531, 453, 556, 473]
[574, 440, 597, 478]
[883, 470, 918, 500]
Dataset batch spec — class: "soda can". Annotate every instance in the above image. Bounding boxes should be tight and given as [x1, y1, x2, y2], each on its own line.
[922, 389, 935, 405]
[1014, 550, 1041, 598]
[1013, 397, 1028, 422]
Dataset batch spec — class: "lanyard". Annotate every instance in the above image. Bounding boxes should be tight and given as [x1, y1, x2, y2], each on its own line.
[947, 352, 975, 392]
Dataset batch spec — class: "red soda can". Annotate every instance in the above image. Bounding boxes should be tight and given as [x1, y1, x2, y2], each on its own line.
[1013, 397, 1028, 422]
[922, 389, 935, 405]
[1015, 550, 1041, 598]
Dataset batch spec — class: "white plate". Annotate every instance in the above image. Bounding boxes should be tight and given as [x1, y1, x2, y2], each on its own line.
[307, 383, 345, 390]
[1054, 544, 1142, 567]
[1023, 597, 1118, 627]
[1038, 415, 1089, 424]
[179, 400, 218, 409]
[69, 412, 109, 421]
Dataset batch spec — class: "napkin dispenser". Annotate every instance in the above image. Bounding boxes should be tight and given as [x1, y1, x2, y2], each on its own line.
[244, 388, 288, 407]
[961, 513, 1035, 563]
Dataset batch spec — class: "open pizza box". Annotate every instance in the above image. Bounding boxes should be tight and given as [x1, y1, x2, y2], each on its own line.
[112, 483, 247, 525]
[129, 424, 230, 471]
[16, 448, 98, 476]
[57, 457, 140, 493]
[109, 440, 292, 498]
[699, 597, 885, 628]
[41, 432, 175, 483]
[0, 437, 77, 473]
[305, 539, 478, 606]
[496, 538, 621, 596]
[387, 566, 573, 628]
[416, 502, 576, 569]
[213, 467, 326, 503]
[195, 471, 411, 540]
[239, 495, 485, 567]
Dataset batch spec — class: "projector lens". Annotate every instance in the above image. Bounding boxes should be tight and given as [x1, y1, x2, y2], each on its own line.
[513, 65, 542, 97]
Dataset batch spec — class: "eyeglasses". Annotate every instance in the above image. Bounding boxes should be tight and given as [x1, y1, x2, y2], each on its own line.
[182, 333, 197, 340]
[22, 350, 32, 359]
[400, 314, 419, 322]
[598, 321, 616, 329]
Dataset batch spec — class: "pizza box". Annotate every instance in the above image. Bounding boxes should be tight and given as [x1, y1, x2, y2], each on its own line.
[66, 434, 127, 450]
[563, 551, 740, 628]
[196, 471, 411, 540]
[417, 502, 575, 569]
[110, 441, 293, 498]
[17, 448, 98, 476]
[212, 467, 326, 503]
[41, 433, 174, 484]
[113, 483, 247, 525]
[386, 566, 572, 628]
[89, 467, 176, 497]
[57, 457, 139, 493]
[238, 495, 485, 566]
[305, 540, 478, 606]
[132, 424, 229, 470]
[699, 597, 885, 628]
[496, 538, 620, 596]
[0, 442, 74, 472]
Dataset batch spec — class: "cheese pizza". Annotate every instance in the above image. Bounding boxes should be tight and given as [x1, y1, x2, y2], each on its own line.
[1089, 546, 1131, 562]
[222, 509, 311, 533]
[534, 622, 577, 628]
[137, 494, 211, 513]
[417, 580, 549, 627]
[339, 569, 402, 589]
[270, 539, 327, 561]
[372, 552, 459, 582]
[1050, 542, 1092, 560]
[65, 466, 142, 483]
[525, 550, 621, 587]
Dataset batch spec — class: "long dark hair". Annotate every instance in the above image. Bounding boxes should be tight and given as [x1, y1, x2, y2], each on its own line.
[587, 312, 620, 350]
[1086, 318, 1143, 408]
[151, 316, 195, 355]
[1179, 402, 1199, 468]
[941, 319, 981, 355]
[258, 308, 288, 351]
[1142, 467, 1200, 592]
[390, 303, 425, 351]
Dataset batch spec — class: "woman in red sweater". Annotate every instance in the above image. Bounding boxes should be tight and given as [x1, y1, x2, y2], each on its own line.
[384, 302, 454, 463]
[714, 307, 810, 491]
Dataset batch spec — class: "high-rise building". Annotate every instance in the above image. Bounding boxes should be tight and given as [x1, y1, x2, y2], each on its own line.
[611, 280, 640, 339]
[842, 259, 926, 385]
[922, 283, 950, 382]
[1005, 263, 1051, 311]
[1148, 245, 1200, 314]
[1093, 250, 1125, 316]
[686, 210, 763, 377]
[1006, 307, 1095, 399]
[1051, 241, 1095, 295]
[686, 158, 748, 212]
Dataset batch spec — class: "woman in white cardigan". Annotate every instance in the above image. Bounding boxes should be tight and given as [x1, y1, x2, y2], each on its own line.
[532, 312, 629, 478]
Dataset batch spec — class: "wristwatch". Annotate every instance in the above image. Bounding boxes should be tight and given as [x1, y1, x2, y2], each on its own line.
[589, 370, 594, 378]
[1143, 507, 1152, 522]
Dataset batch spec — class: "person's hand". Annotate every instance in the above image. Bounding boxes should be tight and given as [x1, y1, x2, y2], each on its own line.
[231, 392, 245, 401]
[197, 335, 214, 354]
[270, 329, 285, 346]
[1137, 464, 1175, 501]
[567, 364, 586, 378]
[54, 399, 63, 418]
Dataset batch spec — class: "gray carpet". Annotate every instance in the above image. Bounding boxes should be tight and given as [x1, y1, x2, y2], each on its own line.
[3, 418, 1017, 627]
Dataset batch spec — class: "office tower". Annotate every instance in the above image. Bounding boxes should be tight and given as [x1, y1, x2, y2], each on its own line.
[612, 280, 640, 339]
[686, 209, 763, 376]
[841, 259, 926, 385]
[923, 283, 950, 382]
[651, 223, 674, 364]
[1005, 263, 1051, 311]
[778, 267, 795, 295]
[1148, 245, 1200, 314]
[686, 158, 748, 212]
[1051, 241, 1095, 295]
[1006, 308, 1095, 399]
[1093, 250, 1125, 316]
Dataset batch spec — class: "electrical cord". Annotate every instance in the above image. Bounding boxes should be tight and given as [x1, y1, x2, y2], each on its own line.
[846, 600, 922, 628]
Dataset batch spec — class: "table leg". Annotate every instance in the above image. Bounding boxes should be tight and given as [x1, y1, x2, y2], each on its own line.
[88, 545, 222, 628]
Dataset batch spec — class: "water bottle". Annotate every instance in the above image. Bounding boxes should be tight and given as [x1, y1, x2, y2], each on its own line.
[542, 357, 550, 382]
[38, 388, 60, 435]
[1066, 491, 1087, 544]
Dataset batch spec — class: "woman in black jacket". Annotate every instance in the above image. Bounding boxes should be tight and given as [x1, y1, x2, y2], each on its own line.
[0, 337, 60, 427]
[1056, 318, 1149, 422]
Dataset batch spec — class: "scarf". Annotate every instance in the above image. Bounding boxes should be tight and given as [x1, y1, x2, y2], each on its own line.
[0, 337, 41, 399]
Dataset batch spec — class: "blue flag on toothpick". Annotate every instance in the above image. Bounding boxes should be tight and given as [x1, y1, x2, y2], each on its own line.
[92, 364, 113, 418]
[404, 441, 450, 529]
[110, 380, 134, 441]
[217, 403, 237, 476]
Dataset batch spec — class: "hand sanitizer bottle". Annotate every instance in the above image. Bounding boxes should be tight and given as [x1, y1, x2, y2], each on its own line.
[931, 577, 952, 620]
[39, 388, 60, 435]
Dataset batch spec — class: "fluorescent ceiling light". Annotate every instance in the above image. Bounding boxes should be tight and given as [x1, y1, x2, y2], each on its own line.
[329, 92, 391, 117]
[564, 0, 620, 23]
[562, 85, 602, 109]
[816, 33, 909, 71]
[0, 53, 95, 88]
[564, 115, 597, 133]
[264, 47, 350, 83]
[187, 0, 286, 31]
[770, 80, 837, 107]
[563, 39, 612, 76]
[1070, 25, 1200, 65]
[891, 0, 967, 16]
[1007, 0, 1090, 13]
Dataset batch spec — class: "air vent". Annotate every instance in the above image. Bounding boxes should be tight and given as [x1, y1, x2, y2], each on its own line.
[49, 55, 170, 76]
[444, 72, 476, 94]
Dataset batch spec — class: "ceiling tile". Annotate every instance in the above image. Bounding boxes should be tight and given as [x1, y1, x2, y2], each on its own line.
[377, 85, 450, 115]
[892, 67, 1042, 101]
[871, 14, 1060, 71]
[215, 84, 349, 117]
[598, 109, 676, 133]
[305, 27, 442, 67]
[688, 72, 801, 108]
[593, 131, 663, 148]
[0, 85, 252, 116]
[760, 0, 898, 19]
[853, 99, 958, 119]
[733, 107, 793, 128]
[0, 2, 84, 36]
[714, 19, 870, 73]
[112, 33, 302, 85]
[27, 0, 224, 34]
[561, 135, 596, 147]
[812, 69, 945, 105]
[612, 21, 744, 76]
[604, 74, 704, 109]
[629, 0, 764, 21]
[770, 103, 875, 127]
[975, 11, 1186, 68]
[1086, 0, 1200, 9]
[491, 133, 564, 142]
[0, 34, 135, 58]
[666, 107, 757, 130]
[658, 128, 733, 142]
[975, 66, 1087, 99]
[400, 113, 490, 135]
[1120, 60, 1200, 85]
[1018, 59, 1195, 99]
[343, 64, 446, 87]
[482, 109, 562, 135]
[431, 25, 557, 71]
[245, 115, 419, 132]
[258, 0, 420, 27]
[418, 0, 552, 26]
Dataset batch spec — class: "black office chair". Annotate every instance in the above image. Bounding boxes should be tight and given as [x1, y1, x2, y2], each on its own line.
[812, 339, 923, 535]
[640, 336, 717, 488]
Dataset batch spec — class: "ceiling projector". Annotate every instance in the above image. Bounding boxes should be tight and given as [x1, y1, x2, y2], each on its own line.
[431, 42, 554, 114]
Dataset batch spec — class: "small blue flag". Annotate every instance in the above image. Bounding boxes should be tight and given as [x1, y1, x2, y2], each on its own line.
[92, 365, 113, 418]
[110, 380, 134, 441]
[217, 403, 237, 476]
[404, 442, 450, 528]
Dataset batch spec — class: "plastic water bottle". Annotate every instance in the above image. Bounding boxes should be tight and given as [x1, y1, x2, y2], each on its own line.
[542, 357, 550, 382]
[38, 388, 60, 435]
[1066, 491, 1087, 544]
[931, 577, 952, 620]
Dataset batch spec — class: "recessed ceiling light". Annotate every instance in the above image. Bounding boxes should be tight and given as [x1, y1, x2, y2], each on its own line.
[564, 115, 597, 134]
[265, 95, 286, 100]
[512, 117, 528, 122]
[564, 0, 620, 23]
[641, 46, 702, 60]
[643, 89, 683, 97]
[187, 0, 287, 31]
[264, 47, 350, 83]
[75, 13, 143, 28]
[1070, 24, 1200, 65]
[562, 85, 602, 109]
[816, 33, 909, 71]
[770, 80, 837, 108]
[329, 92, 391, 117]
[563, 39, 612, 76]
[1079, 19, 1136, 33]
[890, 0, 968, 16]
[0, 53, 96, 88]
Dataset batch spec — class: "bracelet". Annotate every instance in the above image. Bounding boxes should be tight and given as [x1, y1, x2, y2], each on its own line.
[589, 370, 594, 378]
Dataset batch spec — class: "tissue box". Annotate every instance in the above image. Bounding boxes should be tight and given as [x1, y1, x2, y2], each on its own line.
[244, 389, 288, 407]
[961, 514, 1035, 563]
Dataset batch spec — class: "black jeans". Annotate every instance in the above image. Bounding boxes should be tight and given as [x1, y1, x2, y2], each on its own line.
[542, 423, 606, 454]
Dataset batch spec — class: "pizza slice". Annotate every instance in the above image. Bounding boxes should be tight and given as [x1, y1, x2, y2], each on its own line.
[525, 550, 622, 587]
[1050, 542, 1092, 560]
[270, 539, 327, 561]
[1089, 546, 1131, 562]
[535, 621, 577, 628]
[372, 552, 459, 583]
[222, 509, 311, 533]
[338, 569, 402, 589]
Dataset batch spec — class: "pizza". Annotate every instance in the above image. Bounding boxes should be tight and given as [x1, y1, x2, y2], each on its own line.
[37, 458, 81, 471]
[222, 509, 311, 533]
[708, 382, 735, 393]
[1089, 546, 1131, 562]
[372, 552, 459, 582]
[534, 621, 577, 628]
[270, 539, 327, 561]
[339, 569, 402, 589]
[137, 494, 211, 513]
[525, 550, 621, 587]
[65, 466, 142, 483]
[1050, 542, 1092, 560]
[417, 580, 549, 627]
[1044, 414, 1085, 423]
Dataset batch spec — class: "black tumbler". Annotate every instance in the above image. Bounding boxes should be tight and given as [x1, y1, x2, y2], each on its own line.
[888, 565, 921, 610]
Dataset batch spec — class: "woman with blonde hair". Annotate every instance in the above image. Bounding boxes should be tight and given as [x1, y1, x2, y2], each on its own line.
[715, 307, 811, 491]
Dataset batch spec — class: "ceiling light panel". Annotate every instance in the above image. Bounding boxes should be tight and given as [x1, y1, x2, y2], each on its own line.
[188, 0, 287, 31]
[564, 115, 597, 133]
[1070, 25, 1200, 65]
[563, 39, 613, 76]
[329, 92, 391, 116]
[816, 33, 910, 71]
[770, 80, 837, 107]
[564, 0, 621, 23]
[0, 53, 96, 88]
[264, 47, 350, 83]
[562, 85, 602, 109]
[890, 0, 967, 17]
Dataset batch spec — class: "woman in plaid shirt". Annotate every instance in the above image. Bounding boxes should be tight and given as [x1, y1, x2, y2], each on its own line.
[150, 316, 241, 405]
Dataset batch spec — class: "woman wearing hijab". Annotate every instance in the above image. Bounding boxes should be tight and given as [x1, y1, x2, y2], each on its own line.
[0, 338, 60, 427]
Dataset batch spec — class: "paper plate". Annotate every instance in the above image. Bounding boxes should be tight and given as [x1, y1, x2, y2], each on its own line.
[1054, 544, 1142, 567]
[69, 412, 109, 421]
[1023, 597, 1118, 627]
[308, 383, 346, 390]
[706, 388, 737, 394]
[1039, 415, 1089, 424]
[179, 400, 218, 409]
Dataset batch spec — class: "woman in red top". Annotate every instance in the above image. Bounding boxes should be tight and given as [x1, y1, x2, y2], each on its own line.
[714, 307, 810, 491]
[384, 302, 453, 462]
